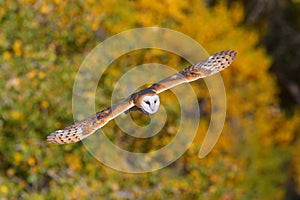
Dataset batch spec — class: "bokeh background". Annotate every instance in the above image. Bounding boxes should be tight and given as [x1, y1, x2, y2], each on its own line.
[1, 0, 300, 199]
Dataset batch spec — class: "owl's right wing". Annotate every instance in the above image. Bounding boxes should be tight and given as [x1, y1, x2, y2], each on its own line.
[149, 50, 237, 94]
[47, 98, 134, 144]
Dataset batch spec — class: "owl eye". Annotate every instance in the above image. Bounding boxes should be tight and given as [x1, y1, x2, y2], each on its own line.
[145, 100, 150, 105]
[154, 100, 157, 103]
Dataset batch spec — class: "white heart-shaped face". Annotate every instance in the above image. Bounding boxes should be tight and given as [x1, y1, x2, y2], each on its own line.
[140, 95, 160, 114]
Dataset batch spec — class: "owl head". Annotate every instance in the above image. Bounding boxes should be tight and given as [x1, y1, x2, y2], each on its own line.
[133, 89, 160, 114]
[139, 94, 160, 114]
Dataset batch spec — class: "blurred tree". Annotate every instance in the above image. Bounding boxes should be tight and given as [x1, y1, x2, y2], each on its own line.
[0, 0, 299, 199]
[207, 0, 300, 198]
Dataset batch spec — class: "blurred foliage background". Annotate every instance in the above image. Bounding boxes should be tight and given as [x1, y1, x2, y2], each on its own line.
[0, 0, 300, 199]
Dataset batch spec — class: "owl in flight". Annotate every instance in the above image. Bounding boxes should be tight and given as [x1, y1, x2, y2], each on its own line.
[47, 50, 237, 144]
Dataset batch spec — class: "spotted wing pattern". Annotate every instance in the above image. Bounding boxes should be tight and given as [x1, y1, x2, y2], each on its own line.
[150, 50, 237, 94]
[47, 99, 134, 144]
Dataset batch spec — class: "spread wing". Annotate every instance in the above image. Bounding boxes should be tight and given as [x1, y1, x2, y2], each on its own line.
[47, 98, 134, 144]
[149, 50, 237, 94]
[47, 50, 236, 145]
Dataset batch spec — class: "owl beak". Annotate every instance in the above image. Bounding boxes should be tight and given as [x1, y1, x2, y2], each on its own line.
[149, 106, 157, 114]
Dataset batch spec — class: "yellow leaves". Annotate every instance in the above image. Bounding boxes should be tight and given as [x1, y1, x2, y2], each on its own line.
[38, 71, 46, 80]
[65, 154, 82, 171]
[40, 3, 52, 14]
[91, 21, 99, 31]
[0, 6, 4, 20]
[40, 100, 49, 109]
[133, 0, 187, 27]
[19, 0, 35, 4]
[27, 69, 37, 79]
[26, 69, 47, 80]
[230, 2, 244, 24]
[13, 40, 22, 57]
[71, 185, 88, 199]
[3, 51, 11, 60]
[11, 110, 23, 120]
[13, 152, 22, 165]
[27, 157, 36, 166]
[0, 185, 9, 195]
[53, 0, 62, 5]
[138, 13, 154, 27]
[272, 112, 300, 146]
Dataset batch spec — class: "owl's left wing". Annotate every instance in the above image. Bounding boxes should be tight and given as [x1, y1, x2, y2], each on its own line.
[47, 98, 134, 144]
[149, 50, 237, 94]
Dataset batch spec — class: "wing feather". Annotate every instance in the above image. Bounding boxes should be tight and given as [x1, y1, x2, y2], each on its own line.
[150, 50, 236, 94]
[47, 98, 134, 144]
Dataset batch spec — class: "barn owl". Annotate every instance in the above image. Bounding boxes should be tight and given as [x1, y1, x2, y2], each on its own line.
[47, 50, 237, 144]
